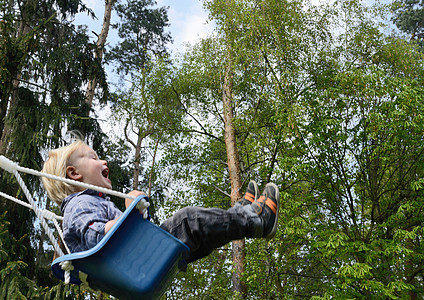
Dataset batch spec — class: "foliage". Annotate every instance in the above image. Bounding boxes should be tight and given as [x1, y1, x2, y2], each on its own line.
[155, 0, 424, 298]
[166, 250, 235, 299]
[3, 0, 424, 298]
[106, 0, 172, 76]
[392, 0, 424, 49]
[0, 211, 96, 299]
[0, 0, 112, 297]
[281, 1, 424, 298]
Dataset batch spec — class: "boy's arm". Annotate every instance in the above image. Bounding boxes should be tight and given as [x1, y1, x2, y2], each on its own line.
[104, 190, 146, 234]
[105, 218, 118, 233]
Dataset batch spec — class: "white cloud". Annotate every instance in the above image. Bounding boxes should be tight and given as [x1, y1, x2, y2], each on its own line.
[77, 1, 213, 54]
[81, 0, 100, 11]
[179, 14, 211, 45]
[159, 0, 214, 53]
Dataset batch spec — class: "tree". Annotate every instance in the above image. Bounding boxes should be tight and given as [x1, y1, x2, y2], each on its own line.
[109, 58, 184, 220]
[275, 1, 424, 298]
[85, 0, 116, 108]
[157, 0, 424, 298]
[0, 0, 111, 296]
[392, 0, 424, 48]
[106, 0, 173, 215]
[106, 0, 172, 76]
[169, 0, 314, 296]
[204, 0, 248, 296]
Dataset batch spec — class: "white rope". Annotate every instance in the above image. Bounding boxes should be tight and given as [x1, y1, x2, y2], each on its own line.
[0, 155, 151, 282]
[10, 169, 65, 257]
[59, 261, 74, 284]
[0, 191, 63, 221]
[0, 190, 70, 254]
[0, 190, 33, 211]
[0, 156, 135, 200]
[41, 209, 63, 221]
[52, 217, 70, 254]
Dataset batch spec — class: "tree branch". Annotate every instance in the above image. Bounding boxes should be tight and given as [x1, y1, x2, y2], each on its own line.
[171, 85, 224, 143]
[212, 184, 231, 198]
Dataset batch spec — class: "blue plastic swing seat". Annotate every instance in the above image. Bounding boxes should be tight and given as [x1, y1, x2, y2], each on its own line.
[51, 196, 190, 300]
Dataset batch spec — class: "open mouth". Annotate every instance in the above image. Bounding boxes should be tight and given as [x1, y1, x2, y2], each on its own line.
[102, 168, 109, 179]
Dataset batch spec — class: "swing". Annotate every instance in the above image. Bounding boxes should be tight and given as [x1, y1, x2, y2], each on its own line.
[51, 195, 189, 299]
[0, 156, 190, 300]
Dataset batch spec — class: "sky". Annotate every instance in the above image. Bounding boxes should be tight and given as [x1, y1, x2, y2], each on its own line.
[74, 1, 214, 136]
[77, 0, 214, 56]
[157, 0, 214, 55]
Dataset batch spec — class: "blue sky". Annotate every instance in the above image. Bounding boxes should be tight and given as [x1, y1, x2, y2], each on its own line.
[74, 1, 214, 131]
[157, 0, 214, 54]
[76, 0, 213, 55]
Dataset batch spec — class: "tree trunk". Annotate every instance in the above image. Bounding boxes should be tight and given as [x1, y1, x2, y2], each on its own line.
[85, 0, 115, 108]
[148, 138, 160, 198]
[0, 18, 31, 155]
[132, 128, 144, 190]
[222, 46, 246, 297]
[130, 124, 154, 190]
[0, 76, 11, 146]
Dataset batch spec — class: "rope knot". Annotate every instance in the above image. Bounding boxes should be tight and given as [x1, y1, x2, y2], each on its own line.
[0, 156, 18, 173]
[60, 260, 74, 284]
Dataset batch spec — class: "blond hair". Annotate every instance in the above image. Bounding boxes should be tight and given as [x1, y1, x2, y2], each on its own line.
[41, 140, 87, 205]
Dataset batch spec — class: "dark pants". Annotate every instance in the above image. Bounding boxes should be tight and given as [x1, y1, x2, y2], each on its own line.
[160, 203, 262, 263]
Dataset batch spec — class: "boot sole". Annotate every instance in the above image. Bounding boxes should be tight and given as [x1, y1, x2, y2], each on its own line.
[264, 183, 280, 239]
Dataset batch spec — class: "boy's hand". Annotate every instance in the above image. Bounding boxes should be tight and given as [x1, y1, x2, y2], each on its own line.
[125, 190, 150, 219]
[136, 198, 150, 219]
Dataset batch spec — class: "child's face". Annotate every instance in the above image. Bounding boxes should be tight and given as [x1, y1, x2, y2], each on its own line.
[67, 145, 112, 190]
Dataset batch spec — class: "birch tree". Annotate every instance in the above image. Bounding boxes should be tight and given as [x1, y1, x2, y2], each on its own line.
[106, 0, 172, 196]
[211, 0, 247, 296]
[85, 0, 116, 108]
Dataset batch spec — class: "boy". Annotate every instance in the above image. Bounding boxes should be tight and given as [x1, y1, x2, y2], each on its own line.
[41, 140, 280, 263]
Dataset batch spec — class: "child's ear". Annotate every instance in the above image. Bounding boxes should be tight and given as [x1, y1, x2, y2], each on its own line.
[66, 166, 82, 181]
